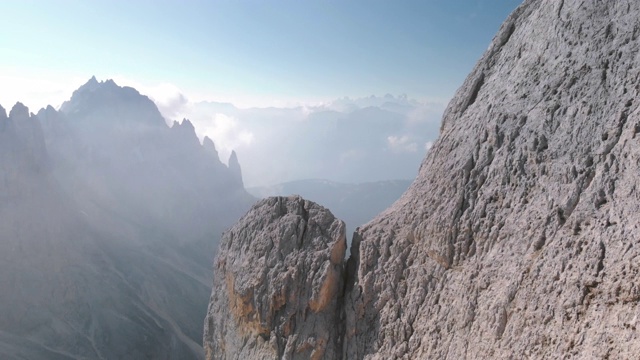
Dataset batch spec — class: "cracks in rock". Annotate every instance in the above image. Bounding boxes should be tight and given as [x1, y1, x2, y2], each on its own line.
[579, 241, 605, 310]
[557, 0, 565, 21]
[297, 201, 310, 249]
[596, 240, 606, 277]
[495, 306, 508, 339]
[598, 108, 629, 160]
[561, 168, 595, 225]
[461, 72, 485, 116]
[339, 231, 361, 359]
[497, 22, 517, 53]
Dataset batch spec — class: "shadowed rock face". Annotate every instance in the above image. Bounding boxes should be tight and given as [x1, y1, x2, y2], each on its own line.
[207, 1, 640, 359]
[204, 196, 346, 360]
[0, 79, 255, 360]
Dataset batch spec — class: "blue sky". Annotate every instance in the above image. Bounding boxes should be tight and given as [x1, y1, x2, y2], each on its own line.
[1, 0, 520, 109]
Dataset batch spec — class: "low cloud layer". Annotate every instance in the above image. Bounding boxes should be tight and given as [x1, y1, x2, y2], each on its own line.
[387, 135, 419, 153]
[155, 94, 446, 187]
[200, 113, 255, 157]
[1, 74, 444, 187]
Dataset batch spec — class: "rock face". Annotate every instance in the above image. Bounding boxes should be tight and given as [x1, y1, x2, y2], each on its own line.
[345, 0, 640, 358]
[204, 196, 347, 359]
[207, 1, 640, 359]
[248, 179, 412, 237]
[228, 150, 244, 187]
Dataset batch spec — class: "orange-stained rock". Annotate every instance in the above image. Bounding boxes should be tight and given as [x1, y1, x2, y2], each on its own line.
[204, 196, 346, 359]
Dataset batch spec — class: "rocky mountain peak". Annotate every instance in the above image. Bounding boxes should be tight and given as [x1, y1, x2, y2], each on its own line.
[0, 105, 6, 131]
[0, 75, 256, 359]
[79, 75, 100, 91]
[43, 104, 56, 113]
[204, 196, 346, 359]
[228, 150, 243, 186]
[202, 136, 219, 158]
[170, 118, 201, 148]
[179, 118, 195, 130]
[342, 1, 640, 358]
[0, 103, 48, 175]
[9, 102, 29, 120]
[60, 77, 166, 128]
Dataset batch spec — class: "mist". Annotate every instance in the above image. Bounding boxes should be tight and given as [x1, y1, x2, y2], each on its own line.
[0, 74, 448, 359]
[161, 93, 445, 187]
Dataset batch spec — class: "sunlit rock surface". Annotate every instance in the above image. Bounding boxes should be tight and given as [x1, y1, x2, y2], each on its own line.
[204, 196, 346, 359]
[207, 1, 640, 358]
[345, 0, 640, 358]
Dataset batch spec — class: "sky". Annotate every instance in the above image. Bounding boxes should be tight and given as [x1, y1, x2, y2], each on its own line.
[1, 0, 521, 111]
[1, 1, 522, 186]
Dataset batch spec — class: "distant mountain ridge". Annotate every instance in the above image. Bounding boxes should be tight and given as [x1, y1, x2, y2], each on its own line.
[183, 93, 443, 187]
[0, 78, 255, 359]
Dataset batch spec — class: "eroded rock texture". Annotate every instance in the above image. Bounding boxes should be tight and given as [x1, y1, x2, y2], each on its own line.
[207, 1, 640, 359]
[204, 196, 347, 359]
[346, 0, 640, 358]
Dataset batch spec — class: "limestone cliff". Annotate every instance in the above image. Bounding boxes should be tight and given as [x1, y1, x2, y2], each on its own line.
[206, 1, 640, 359]
[204, 196, 346, 359]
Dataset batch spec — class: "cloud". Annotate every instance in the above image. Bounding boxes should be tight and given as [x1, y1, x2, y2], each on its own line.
[0, 70, 87, 111]
[109, 77, 190, 121]
[406, 102, 446, 126]
[179, 94, 444, 186]
[339, 149, 366, 164]
[387, 135, 418, 153]
[146, 84, 189, 119]
[198, 113, 254, 162]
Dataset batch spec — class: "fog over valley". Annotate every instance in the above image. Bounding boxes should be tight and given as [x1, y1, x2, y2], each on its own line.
[166, 94, 444, 187]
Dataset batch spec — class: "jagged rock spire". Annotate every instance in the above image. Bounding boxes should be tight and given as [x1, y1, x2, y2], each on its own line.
[228, 150, 243, 186]
[202, 136, 220, 159]
[204, 196, 346, 359]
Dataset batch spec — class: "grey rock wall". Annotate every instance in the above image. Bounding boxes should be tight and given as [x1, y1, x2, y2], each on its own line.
[346, 0, 640, 358]
[207, 1, 640, 359]
[204, 196, 346, 360]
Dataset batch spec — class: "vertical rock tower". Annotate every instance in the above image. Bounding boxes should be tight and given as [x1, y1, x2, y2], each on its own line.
[206, 1, 640, 358]
[204, 196, 346, 359]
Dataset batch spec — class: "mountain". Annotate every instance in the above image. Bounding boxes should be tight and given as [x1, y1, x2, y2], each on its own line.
[205, 1, 640, 358]
[248, 179, 411, 238]
[184, 95, 443, 187]
[0, 78, 255, 359]
[203, 196, 346, 359]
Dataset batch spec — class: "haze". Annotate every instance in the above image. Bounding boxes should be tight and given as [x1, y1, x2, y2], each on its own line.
[2, 0, 519, 186]
[0, 1, 523, 359]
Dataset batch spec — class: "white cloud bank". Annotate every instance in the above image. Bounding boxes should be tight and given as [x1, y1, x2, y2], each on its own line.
[0, 73, 447, 186]
[122, 84, 447, 186]
[199, 113, 255, 162]
[387, 135, 418, 153]
[179, 95, 446, 186]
